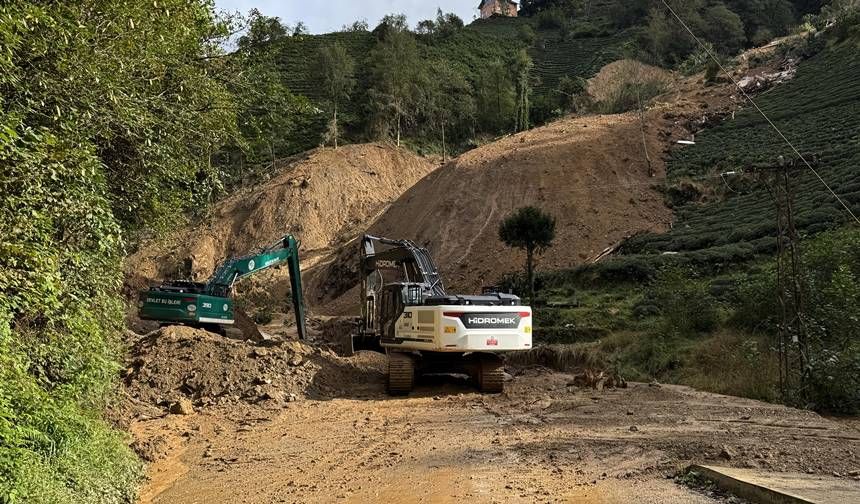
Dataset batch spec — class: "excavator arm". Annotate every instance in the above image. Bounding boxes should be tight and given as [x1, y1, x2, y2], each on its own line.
[140, 234, 307, 341]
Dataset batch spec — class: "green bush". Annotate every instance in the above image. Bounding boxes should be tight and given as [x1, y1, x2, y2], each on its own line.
[652, 269, 721, 337]
[800, 229, 860, 412]
[724, 229, 860, 412]
[0, 124, 141, 503]
[536, 9, 567, 30]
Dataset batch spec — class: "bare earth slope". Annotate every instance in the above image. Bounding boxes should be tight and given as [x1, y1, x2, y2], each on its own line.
[368, 113, 672, 293]
[125, 143, 437, 294]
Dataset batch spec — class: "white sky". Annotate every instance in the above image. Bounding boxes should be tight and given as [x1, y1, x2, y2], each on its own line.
[214, 0, 484, 34]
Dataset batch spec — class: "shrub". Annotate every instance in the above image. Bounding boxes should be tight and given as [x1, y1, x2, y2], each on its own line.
[536, 8, 566, 30]
[751, 27, 775, 47]
[517, 24, 536, 45]
[651, 269, 721, 337]
[589, 60, 672, 114]
[704, 60, 721, 84]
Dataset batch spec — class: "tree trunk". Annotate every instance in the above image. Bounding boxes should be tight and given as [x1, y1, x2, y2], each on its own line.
[333, 103, 338, 150]
[527, 247, 535, 306]
[441, 121, 446, 162]
[396, 110, 401, 147]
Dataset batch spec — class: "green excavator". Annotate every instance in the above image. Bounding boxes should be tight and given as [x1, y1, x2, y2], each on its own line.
[137, 234, 307, 340]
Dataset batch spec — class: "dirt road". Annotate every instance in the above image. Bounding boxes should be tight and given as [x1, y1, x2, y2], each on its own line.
[133, 366, 859, 504]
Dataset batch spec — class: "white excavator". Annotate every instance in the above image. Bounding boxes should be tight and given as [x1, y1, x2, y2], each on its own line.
[353, 235, 532, 394]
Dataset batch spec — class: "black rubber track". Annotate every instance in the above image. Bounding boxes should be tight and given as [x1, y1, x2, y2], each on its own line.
[478, 355, 504, 394]
[387, 352, 415, 395]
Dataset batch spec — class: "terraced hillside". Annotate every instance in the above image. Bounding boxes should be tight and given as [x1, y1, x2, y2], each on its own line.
[470, 7, 630, 96]
[272, 9, 631, 154]
[621, 41, 860, 264]
[275, 31, 376, 151]
[529, 31, 629, 95]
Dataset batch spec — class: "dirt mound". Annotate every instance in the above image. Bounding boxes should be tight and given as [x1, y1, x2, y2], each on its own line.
[125, 143, 436, 293]
[123, 326, 384, 408]
[587, 59, 674, 103]
[353, 113, 674, 296]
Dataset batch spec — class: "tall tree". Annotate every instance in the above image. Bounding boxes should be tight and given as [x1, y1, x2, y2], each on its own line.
[499, 206, 557, 305]
[314, 43, 356, 149]
[476, 61, 516, 133]
[513, 49, 534, 132]
[234, 11, 312, 169]
[367, 29, 422, 146]
[424, 61, 476, 161]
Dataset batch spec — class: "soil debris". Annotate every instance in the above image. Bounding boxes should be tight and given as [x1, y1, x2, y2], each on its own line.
[123, 325, 384, 410]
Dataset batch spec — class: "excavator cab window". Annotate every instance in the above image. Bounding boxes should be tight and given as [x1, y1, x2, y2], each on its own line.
[405, 284, 423, 306]
[380, 285, 403, 340]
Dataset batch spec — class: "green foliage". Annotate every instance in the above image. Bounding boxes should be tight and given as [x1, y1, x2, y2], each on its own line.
[556, 75, 589, 112]
[0, 1, 241, 500]
[639, 0, 787, 66]
[415, 9, 465, 40]
[650, 269, 721, 337]
[0, 117, 141, 503]
[423, 60, 477, 158]
[313, 43, 356, 149]
[536, 8, 568, 29]
[0, 0, 238, 232]
[726, 0, 798, 39]
[512, 49, 535, 131]
[703, 3, 747, 55]
[499, 206, 558, 254]
[797, 230, 860, 412]
[704, 59, 721, 84]
[518, 24, 537, 45]
[475, 61, 518, 133]
[499, 206, 557, 303]
[372, 14, 410, 40]
[230, 14, 315, 170]
[367, 30, 423, 145]
[608, 0, 650, 28]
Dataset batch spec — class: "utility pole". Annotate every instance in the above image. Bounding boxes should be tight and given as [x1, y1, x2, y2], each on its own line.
[749, 154, 817, 403]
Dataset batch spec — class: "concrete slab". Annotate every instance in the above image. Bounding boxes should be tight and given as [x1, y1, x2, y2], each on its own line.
[691, 465, 860, 504]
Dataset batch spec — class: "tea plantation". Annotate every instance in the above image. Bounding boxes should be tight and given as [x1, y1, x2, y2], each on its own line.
[623, 41, 860, 263]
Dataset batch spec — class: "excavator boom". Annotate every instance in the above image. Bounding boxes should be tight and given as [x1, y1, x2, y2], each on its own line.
[138, 234, 307, 340]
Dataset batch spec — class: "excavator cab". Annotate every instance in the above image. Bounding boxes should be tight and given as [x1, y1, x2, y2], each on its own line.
[378, 283, 424, 341]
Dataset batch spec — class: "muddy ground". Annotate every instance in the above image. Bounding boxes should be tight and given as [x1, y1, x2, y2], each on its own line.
[126, 329, 860, 504]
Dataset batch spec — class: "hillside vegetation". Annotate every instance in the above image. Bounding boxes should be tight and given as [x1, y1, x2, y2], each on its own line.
[2, 0, 858, 502]
[0, 1, 245, 502]
[528, 26, 860, 412]
[232, 0, 825, 165]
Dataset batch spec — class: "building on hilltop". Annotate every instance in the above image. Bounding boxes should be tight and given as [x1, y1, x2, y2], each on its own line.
[478, 0, 518, 19]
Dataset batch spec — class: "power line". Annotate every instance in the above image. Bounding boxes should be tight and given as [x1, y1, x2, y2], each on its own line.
[659, 0, 860, 226]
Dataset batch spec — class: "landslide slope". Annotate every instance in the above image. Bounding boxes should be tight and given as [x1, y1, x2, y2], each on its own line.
[309, 68, 741, 314]
[126, 143, 437, 296]
[367, 113, 674, 293]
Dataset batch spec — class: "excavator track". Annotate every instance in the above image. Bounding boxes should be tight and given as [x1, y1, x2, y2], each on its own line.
[478, 354, 504, 394]
[388, 352, 415, 395]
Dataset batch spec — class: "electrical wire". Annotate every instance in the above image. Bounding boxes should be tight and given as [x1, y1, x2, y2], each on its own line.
[659, 0, 860, 225]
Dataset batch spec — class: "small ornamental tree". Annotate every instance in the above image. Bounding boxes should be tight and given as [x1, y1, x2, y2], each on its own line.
[498, 206, 557, 304]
